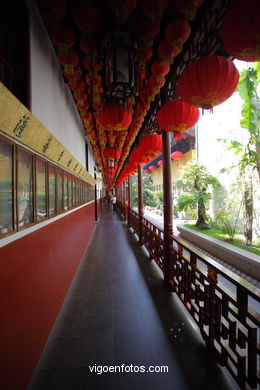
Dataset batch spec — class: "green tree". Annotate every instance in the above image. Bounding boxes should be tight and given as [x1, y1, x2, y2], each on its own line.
[176, 160, 220, 229]
[143, 189, 158, 207]
[131, 173, 154, 207]
[219, 65, 260, 245]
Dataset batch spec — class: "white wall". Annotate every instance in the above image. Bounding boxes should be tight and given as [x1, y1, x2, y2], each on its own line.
[27, 0, 88, 168]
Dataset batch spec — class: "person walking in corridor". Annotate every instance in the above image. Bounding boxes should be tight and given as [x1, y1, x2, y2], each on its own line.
[112, 195, 117, 211]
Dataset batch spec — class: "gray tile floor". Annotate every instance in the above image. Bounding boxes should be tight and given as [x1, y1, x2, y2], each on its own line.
[27, 205, 239, 390]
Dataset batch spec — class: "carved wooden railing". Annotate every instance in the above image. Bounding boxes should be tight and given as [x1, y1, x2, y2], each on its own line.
[122, 204, 260, 390]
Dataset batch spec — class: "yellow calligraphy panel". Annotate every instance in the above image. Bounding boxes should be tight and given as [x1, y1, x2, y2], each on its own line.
[0, 83, 96, 186]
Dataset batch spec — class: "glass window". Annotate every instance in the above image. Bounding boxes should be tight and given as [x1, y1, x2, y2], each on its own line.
[48, 164, 56, 217]
[36, 158, 47, 221]
[73, 178, 76, 207]
[0, 138, 14, 235]
[64, 173, 68, 211]
[68, 175, 72, 209]
[56, 168, 63, 213]
[17, 148, 34, 228]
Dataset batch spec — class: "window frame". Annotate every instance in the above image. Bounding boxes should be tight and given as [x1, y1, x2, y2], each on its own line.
[0, 134, 95, 239]
[16, 144, 35, 231]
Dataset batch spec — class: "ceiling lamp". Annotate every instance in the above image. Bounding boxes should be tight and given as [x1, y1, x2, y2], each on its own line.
[177, 56, 239, 112]
[171, 151, 184, 160]
[103, 30, 136, 100]
[157, 98, 199, 132]
[221, 0, 260, 62]
[97, 104, 132, 131]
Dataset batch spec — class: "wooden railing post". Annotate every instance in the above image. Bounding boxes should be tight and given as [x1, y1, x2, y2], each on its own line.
[123, 181, 127, 219]
[138, 165, 144, 244]
[128, 176, 132, 226]
[94, 172, 98, 221]
[162, 131, 173, 285]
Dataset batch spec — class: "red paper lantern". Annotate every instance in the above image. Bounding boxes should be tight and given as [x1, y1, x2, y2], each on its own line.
[221, 0, 260, 62]
[138, 17, 160, 47]
[173, 0, 204, 21]
[107, 0, 137, 24]
[98, 104, 132, 131]
[64, 66, 82, 81]
[143, 169, 150, 174]
[157, 98, 199, 132]
[173, 131, 183, 140]
[80, 35, 96, 55]
[151, 59, 170, 77]
[171, 151, 184, 160]
[107, 167, 116, 177]
[158, 160, 163, 166]
[74, 91, 88, 101]
[140, 0, 169, 23]
[38, 0, 68, 21]
[177, 56, 239, 111]
[165, 18, 191, 54]
[149, 165, 157, 171]
[50, 22, 75, 51]
[103, 147, 121, 160]
[69, 79, 85, 92]
[58, 49, 79, 70]
[148, 75, 165, 92]
[139, 134, 162, 159]
[73, 5, 100, 32]
[139, 47, 153, 63]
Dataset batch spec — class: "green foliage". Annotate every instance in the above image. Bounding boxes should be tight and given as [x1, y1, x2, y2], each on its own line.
[142, 173, 153, 190]
[214, 210, 239, 241]
[185, 224, 260, 255]
[176, 192, 197, 211]
[175, 160, 220, 228]
[130, 173, 156, 207]
[143, 189, 158, 207]
[155, 191, 164, 209]
[218, 66, 260, 246]
[222, 67, 260, 177]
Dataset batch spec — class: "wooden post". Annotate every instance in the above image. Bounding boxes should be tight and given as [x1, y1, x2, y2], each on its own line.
[94, 172, 98, 221]
[128, 176, 132, 226]
[162, 131, 173, 285]
[138, 165, 144, 244]
[123, 181, 127, 219]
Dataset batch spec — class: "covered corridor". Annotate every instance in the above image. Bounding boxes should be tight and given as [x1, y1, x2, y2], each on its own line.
[28, 205, 237, 390]
[1, 1, 259, 389]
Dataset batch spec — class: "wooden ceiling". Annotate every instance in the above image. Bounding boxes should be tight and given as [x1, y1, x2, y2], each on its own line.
[36, 0, 230, 186]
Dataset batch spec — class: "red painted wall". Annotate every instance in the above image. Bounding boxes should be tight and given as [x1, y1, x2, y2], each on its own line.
[0, 202, 96, 390]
